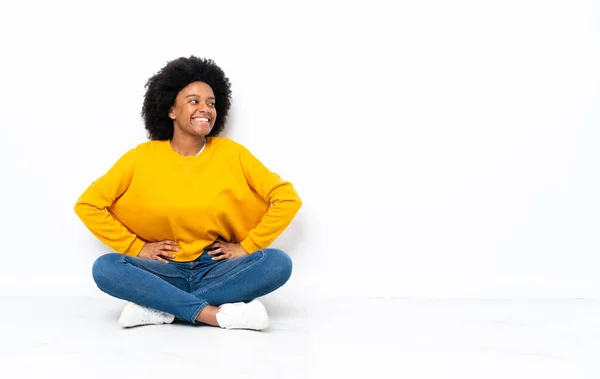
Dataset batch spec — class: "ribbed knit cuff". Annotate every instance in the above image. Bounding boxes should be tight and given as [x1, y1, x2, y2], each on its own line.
[240, 237, 262, 254]
[124, 237, 146, 257]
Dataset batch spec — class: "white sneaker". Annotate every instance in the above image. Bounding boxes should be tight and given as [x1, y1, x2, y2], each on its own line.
[216, 300, 269, 330]
[118, 301, 175, 328]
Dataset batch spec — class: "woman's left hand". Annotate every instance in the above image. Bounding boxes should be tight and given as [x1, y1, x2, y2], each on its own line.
[206, 240, 248, 261]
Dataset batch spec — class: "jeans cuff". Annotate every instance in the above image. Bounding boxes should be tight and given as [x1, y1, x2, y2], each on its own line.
[190, 301, 210, 323]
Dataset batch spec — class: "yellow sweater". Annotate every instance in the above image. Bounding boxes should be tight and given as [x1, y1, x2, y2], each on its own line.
[74, 137, 302, 261]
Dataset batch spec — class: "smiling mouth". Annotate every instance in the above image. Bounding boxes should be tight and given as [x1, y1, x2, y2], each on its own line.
[191, 117, 211, 128]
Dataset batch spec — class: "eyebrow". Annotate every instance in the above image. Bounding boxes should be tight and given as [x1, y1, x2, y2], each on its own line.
[185, 94, 216, 100]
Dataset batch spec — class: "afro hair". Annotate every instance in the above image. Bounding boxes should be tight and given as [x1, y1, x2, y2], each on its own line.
[141, 56, 232, 140]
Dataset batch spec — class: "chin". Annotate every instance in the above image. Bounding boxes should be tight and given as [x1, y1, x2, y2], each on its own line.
[190, 127, 212, 136]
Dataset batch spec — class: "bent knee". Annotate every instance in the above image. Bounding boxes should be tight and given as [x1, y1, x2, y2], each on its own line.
[91, 253, 122, 287]
[263, 248, 293, 284]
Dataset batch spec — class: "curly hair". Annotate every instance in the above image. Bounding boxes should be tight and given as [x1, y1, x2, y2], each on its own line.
[141, 56, 232, 140]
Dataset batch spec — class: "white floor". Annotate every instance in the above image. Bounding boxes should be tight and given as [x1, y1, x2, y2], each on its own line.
[1, 294, 599, 378]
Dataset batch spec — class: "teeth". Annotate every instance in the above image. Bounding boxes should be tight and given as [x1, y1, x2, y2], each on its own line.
[193, 117, 209, 122]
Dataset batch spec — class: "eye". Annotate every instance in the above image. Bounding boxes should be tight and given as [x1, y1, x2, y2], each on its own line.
[190, 99, 199, 104]
[209, 103, 216, 108]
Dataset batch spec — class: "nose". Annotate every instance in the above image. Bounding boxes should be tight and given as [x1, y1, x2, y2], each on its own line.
[196, 102, 209, 113]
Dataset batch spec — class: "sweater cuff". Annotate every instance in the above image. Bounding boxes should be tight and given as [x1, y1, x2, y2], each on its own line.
[124, 237, 146, 257]
[240, 237, 262, 254]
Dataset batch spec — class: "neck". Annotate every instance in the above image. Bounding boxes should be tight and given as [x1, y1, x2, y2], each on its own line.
[170, 134, 206, 156]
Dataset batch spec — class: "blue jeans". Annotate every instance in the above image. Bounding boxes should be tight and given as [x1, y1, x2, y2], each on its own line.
[91, 248, 292, 323]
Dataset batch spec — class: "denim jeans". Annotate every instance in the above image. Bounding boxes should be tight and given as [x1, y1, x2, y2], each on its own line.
[91, 248, 292, 323]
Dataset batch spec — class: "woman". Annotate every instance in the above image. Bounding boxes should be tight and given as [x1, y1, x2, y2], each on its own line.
[74, 56, 302, 330]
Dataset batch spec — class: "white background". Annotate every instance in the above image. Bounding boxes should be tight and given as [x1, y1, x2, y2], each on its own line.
[0, 0, 598, 300]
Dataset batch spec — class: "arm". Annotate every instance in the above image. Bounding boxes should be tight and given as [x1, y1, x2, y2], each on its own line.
[73, 148, 146, 256]
[238, 147, 302, 253]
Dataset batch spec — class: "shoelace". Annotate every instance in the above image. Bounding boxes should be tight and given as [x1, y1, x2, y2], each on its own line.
[140, 307, 169, 323]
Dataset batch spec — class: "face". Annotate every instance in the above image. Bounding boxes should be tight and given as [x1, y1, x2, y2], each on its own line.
[169, 81, 217, 138]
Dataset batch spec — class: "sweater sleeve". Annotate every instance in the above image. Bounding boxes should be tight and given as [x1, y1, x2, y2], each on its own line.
[73, 148, 146, 256]
[238, 146, 302, 253]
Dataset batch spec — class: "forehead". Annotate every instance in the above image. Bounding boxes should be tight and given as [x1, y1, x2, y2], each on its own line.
[179, 81, 215, 97]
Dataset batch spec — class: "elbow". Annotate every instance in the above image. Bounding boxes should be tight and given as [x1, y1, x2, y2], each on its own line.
[270, 182, 302, 214]
[73, 201, 90, 224]
[287, 192, 302, 215]
[73, 200, 83, 218]
[73, 198, 97, 221]
[272, 193, 302, 216]
[73, 194, 89, 215]
[290, 184, 303, 212]
[293, 196, 303, 212]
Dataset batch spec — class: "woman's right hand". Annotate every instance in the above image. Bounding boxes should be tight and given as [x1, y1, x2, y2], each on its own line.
[138, 240, 179, 263]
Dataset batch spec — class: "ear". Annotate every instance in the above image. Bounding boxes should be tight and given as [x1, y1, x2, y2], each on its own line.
[168, 107, 175, 120]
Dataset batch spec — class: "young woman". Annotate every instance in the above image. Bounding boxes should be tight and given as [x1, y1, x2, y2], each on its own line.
[74, 56, 302, 330]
